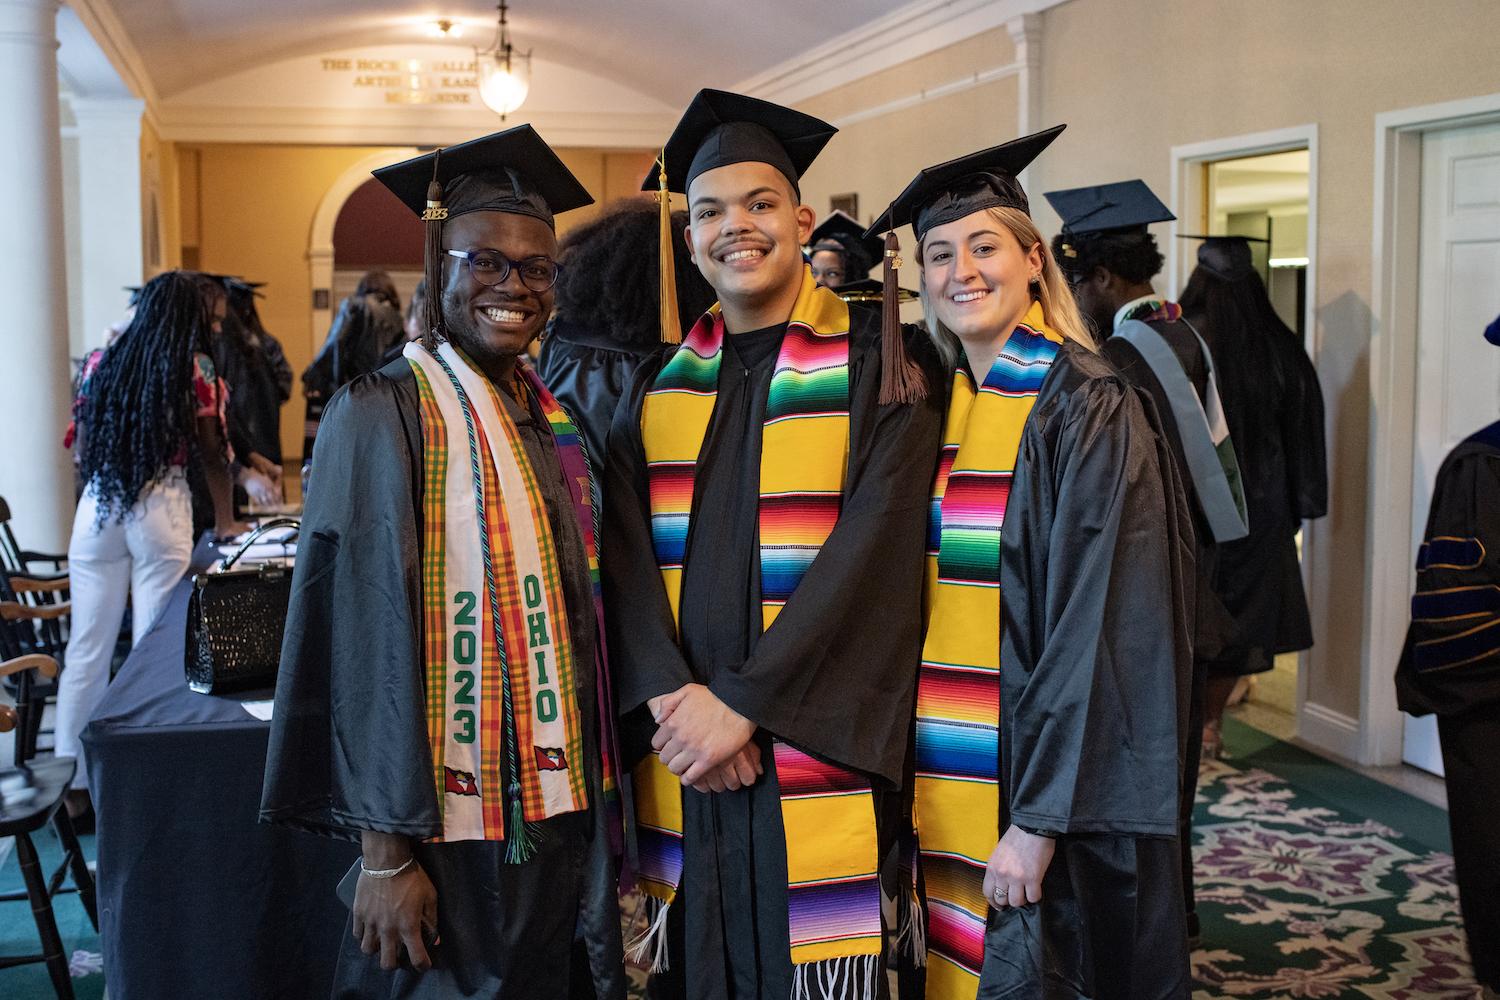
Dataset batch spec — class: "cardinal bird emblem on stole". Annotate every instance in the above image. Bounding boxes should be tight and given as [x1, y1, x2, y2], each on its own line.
[444, 767, 480, 796]
[534, 746, 568, 771]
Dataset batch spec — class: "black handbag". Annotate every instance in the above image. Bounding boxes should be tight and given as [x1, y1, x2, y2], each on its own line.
[184, 518, 300, 695]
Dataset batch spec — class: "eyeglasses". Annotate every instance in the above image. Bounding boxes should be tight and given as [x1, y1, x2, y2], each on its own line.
[446, 249, 562, 292]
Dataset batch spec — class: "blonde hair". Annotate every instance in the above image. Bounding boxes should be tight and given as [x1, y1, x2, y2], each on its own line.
[918, 206, 1094, 368]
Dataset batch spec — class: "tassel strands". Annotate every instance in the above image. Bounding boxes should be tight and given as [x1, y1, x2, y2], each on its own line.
[657, 149, 683, 345]
[624, 895, 672, 973]
[421, 150, 449, 349]
[878, 231, 928, 405]
[790, 955, 880, 1000]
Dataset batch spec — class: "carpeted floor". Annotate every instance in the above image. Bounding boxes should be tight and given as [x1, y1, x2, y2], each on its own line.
[0, 824, 103, 1000]
[0, 717, 1482, 998]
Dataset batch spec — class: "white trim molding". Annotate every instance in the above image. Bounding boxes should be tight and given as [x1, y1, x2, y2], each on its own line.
[1298, 701, 1363, 765]
[63, 0, 159, 118]
[1364, 90, 1500, 765]
[831, 61, 1021, 128]
[734, 0, 1071, 107]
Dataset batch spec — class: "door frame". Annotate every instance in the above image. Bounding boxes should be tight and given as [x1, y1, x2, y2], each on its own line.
[1167, 124, 1325, 747]
[1365, 91, 1500, 764]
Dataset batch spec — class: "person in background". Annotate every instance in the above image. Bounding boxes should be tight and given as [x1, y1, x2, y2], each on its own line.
[1178, 236, 1327, 756]
[213, 276, 291, 508]
[58, 270, 247, 823]
[871, 129, 1194, 998]
[805, 208, 881, 290]
[1395, 314, 1500, 1000]
[536, 197, 714, 471]
[302, 269, 406, 460]
[1047, 184, 1245, 947]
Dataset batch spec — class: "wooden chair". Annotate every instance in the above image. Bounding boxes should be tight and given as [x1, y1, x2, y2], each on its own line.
[0, 495, 67, 578]
[0, 590, 70, 763]
[0, 652, 98, 1000]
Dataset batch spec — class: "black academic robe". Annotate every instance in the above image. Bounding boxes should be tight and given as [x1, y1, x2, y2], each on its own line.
[260, 358, 624, 1000]
[535, 317, 664, 487]
[979, 342, 1194, 1000]
[214, 319, 292, 465]
[602, 305, 943, 999]
[1186, 308, 1327, 675]
[1395, 421, 1500, 988]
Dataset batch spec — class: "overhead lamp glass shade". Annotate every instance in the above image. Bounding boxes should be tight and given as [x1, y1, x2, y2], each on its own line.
[478, 51, 530, 116]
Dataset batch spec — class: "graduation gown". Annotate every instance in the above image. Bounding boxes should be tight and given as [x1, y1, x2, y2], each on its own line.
[1395, 421, 1500, 988]
[214, 321, 292, 465]
[602, 306, 943, 999]
[979, 342, 1194, 1000]
[260, 358, 624, 1000]
[1186, 308, 1327, 675]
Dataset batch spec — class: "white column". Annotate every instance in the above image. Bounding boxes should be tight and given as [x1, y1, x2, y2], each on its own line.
[71, 96, 144, 354]
[1007, 13, 1044, 194]
[0, 0, 73, 551]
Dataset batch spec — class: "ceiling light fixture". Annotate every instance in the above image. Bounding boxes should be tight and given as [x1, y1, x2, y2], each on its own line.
[474, 0, 530, 119]
[426, 19, 465, 39]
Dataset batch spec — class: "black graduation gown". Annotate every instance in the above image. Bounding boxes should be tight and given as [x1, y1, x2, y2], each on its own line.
[260, 358, 624, 1000]
[214, 320, 292, 465]
[1394, 422, 1500, 988]
[1186, 309, 1327, 675]
[301, 295, 406, 460]
[602, 306, 943, 999]
[535, 317, 664, 485]
[978, 342, 1194, 1000]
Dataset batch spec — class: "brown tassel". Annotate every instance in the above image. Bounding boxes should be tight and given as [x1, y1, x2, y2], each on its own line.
[421, 151, 448, 349]
[657, 150, 683, 345]
[878, 232, 928, 405]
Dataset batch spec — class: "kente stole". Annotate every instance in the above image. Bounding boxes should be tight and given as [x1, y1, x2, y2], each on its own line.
[633, 271, 884, 992]
[407, 342, 592, 854]
[915, 303, 1061, 997]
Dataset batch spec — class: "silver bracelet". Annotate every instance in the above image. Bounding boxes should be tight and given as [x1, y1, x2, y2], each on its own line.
[360, 855, 416, 880]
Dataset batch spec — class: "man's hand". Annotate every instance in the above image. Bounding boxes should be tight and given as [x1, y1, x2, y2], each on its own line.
[689, 741, 764, 794]
[649, 683, 755, 786]
[982, 824, 1056, 910]
[353, 833, 439, 972]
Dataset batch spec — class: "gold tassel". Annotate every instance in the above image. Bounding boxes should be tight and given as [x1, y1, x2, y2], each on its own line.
[657, 150, 683, 345]
[878, 232, 927, 405]
[421, 151, 449, 349]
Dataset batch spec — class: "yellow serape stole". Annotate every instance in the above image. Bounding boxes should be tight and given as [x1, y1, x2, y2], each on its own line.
[407, 342, 588, 855]
[632, 270, 884, 994]
[915, 302, 1061, 996]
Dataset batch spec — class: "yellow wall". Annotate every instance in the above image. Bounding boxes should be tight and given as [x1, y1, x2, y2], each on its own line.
[139, 119, 182, 274]
[172, 143, 653, 466]
[789, 0, 1500, 723]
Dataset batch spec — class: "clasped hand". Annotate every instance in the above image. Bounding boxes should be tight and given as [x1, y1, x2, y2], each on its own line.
[982, 824, 1056, 910]
[649, 683, 762, 792]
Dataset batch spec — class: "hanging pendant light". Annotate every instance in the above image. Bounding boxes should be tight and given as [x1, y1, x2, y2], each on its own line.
[475, 0, 531, 119]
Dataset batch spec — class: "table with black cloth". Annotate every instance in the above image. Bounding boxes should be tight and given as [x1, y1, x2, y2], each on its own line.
[81, 577, 357, 1000]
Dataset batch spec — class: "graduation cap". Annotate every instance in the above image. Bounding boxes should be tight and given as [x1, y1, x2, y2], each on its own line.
[1486, 313, 1500, 347]
[1178, 233, 1268, 281]
[1044, 179, 1175, 240]
[833, 278, 917, 305]
[863, 125, 1065, 404]
[372, 125, 594, 344]
[865, 125, 1065, 243]
[807, 210, 882, 280]
[642, 88, 836, 197]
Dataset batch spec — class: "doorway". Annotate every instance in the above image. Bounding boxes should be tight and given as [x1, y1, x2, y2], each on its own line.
[1401, 119, 1500, 775]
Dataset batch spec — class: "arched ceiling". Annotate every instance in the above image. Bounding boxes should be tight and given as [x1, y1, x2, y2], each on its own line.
[89, 0, 915, 103]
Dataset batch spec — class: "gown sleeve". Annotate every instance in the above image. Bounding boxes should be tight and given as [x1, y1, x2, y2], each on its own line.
[1000, 370, 1188, 837]
[1279, 334, 1328, 521]
[259, 369, 440, 841]
[707, 332, 944, 785]
[601, 360, 698, 717]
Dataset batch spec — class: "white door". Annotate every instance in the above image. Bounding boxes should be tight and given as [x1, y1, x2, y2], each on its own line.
[1405, 121, 1500, 774]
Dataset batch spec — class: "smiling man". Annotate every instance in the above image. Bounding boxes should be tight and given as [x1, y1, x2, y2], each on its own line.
[602, 89, 942, 998]
[261, 126, 624, 999]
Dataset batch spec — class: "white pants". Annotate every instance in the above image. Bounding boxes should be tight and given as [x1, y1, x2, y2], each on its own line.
[55, 472, 193, 790]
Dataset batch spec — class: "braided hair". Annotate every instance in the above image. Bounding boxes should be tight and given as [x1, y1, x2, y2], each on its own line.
[77, 271, 221, 525]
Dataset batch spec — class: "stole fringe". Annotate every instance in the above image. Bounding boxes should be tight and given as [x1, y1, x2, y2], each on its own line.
[893, 884, 927, 968]
[625, 894, 672, 973]
[791, 954, 880, 1000]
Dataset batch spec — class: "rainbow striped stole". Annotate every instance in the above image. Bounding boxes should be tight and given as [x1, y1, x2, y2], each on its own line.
[632, 270, 883, 991]
[407, 343, 589, 852]
[915, 303, 1060, 996]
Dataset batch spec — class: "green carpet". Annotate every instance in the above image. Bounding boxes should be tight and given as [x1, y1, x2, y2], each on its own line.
[0, 825, 103, 1000]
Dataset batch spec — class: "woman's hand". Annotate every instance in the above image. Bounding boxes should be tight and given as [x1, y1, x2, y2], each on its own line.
[982, 824, 1056, 910]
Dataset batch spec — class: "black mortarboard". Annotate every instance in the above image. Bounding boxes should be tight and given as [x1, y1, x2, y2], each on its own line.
[865, 125, 1065, 242]
[808, 210, 882, 276]
[1178, 234, 1268, 281]
[373, 124, 593, 231]
[643, 89, 836, 196]
[1486, 313, 1500, 347]
[833, 278, 918, 305]
[1044, 179, 1174, 237]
